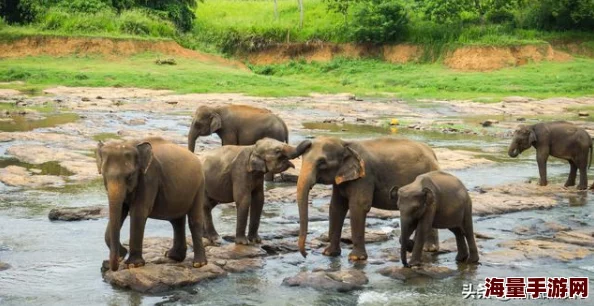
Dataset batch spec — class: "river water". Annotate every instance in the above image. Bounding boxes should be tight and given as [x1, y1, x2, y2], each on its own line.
[0, 110, 593, 306]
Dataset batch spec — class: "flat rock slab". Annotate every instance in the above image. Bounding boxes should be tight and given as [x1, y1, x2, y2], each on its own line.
[513, 220, 571, 236]
[493, 239, 592, 262]
[103, 262, 226, 293]
[317, 227, 394, 244]
[282, 269, 368, 292]
[378, 265, 458, 281]
[553, 230, 594, 248]
[48, 206, 107, 221]
[205, 243, 267, 260]
[0, 165, 65, 188]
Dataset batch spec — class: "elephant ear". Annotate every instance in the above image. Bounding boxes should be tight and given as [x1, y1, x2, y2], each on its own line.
[95, 141, 104, 174]
[210, 113, 222, 133]
[420, 175, 440, 207]
[247, 151, 267, 173]
[528, 128, 537, 145]
[335, 145, 365, 185]
[389, 185, 400, 199]
[137, 142, 153, 174]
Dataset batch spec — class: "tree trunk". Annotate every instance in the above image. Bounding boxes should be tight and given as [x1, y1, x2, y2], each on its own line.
[298, 0, 304, 29]
[274, 0, 278, 20]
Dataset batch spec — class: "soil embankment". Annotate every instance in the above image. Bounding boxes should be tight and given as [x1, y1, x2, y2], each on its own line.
[0, 36, 247, 70]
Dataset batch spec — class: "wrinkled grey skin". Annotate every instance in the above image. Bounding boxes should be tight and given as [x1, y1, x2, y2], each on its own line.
[188, 104, 289, 181]
[96, 137, 207, 271]
[295, 136, 441, 261]
[395, 171, 479, 267]
[200, 138, 307, 245]
[508, 121, 593, 190]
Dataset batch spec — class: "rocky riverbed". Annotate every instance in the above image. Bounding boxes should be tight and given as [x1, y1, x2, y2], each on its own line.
[0, 88, 593, 305]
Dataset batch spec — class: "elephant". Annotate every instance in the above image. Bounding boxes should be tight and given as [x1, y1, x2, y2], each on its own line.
[188, 105, 289, 181]
[96, 137, 207, 271]
[394, 170, 479, 267]
[295, 136, 441, 261]
[508, 121, 593, 190]
[200, 138, 305, 244]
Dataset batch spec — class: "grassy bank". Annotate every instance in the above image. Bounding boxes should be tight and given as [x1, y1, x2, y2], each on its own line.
[1, 53, 593, 100]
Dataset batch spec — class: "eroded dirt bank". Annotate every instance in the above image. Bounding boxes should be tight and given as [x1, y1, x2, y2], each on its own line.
[0, 88, 593, 301]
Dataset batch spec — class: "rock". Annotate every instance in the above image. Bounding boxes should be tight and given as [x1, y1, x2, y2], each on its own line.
[0, 261, 10, 271]
[205, 244, 267, 260]
[215, 258, 264, 273]
[261, 240, 300, 255]
[165, 101, 178, 105]
[103, 262, 226, 293]
[517, 117, 526, 122]
[127, 118, 146, 126]
[317, 227, 394, 244]
[497, 239, 592, 262]
[0, 165, 65, 188]
[554, 230, 594, 247]
[481, 119, 498, 127]
[434, 148, 495, 171]
[365, 207, 400, 220]
[502, 96, 534, 103]
[81, 97, 90, 102]
[282, 269, 368, 292]
[513, 220, 571, 236]
[48, 206, 108, 221]
[578, 112, 589, 117]
[378, 265, 458, 281]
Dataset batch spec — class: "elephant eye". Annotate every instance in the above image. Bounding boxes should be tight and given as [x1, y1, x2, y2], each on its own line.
[317, 158, 328, 168]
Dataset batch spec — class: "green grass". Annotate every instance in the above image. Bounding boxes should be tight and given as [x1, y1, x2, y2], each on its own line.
[1, 53, 593, 100]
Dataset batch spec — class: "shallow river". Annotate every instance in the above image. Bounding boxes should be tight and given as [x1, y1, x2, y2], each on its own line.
[0, 110, 593, 306]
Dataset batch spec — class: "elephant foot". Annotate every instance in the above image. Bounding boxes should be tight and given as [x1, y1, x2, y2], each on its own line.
[235, 236, 250, 245]
[407, 259, 422, 267]
[455, 252, 469, 262]
[564, 181, 576, 187]
[322, 246, 341, 257]
[164, 248, 187, 262]
[248, 234, 262, 244]
[348, 249, 368, 261]
[538, 180, 548, 187]
[467, 254, 480, 264]
[124, 257, 145, 269]
[577, 183, 587, 190]
[193, 261, 208, 268]
[423, 243, 439, 252]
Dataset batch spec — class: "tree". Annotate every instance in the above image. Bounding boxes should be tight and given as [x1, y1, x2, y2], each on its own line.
[273, 0, 278, 20]
[323, 0, 361, 23]
[298, 0, 303, 28]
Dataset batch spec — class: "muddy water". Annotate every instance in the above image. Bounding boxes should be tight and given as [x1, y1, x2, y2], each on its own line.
[1, 109, 594, 306]
[0, 113, 79, 132]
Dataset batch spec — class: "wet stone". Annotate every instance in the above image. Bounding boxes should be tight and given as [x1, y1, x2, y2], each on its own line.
[553, 230, 594, 248]
[48, 205, 108, 221]
[0, 261, 10, 271]
[513, 219, 571, 236]
[205, 243, 267, 260]
[377, 265, 458, 281]
[317, 227, 395, 244]
[282, 269, 368, 292]
[497, 239, 592, 262]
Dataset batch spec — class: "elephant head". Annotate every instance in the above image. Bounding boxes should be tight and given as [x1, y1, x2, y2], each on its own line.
[188, 105, 222, 153]
[508, 125, 536, 158]
[248, 138, 303, 174]
[295, 136, 366, 257]
[96, 140, 153, 271]
[395, 174, 439, 267]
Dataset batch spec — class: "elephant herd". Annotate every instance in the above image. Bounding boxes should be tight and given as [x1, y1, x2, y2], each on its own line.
[96, 104, 593, 272]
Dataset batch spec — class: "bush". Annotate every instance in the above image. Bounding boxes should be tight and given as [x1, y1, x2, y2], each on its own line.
[57, 0, 111, 14]
[119, 9, 175, 37]
[522, 0, 594, 30]
[350, 0, 409, 44]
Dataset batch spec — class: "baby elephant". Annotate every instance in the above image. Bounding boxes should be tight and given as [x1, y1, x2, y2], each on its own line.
[508, 121, 593, 190]
[394, 171, 479, 267]
[200, 138, 305, 244]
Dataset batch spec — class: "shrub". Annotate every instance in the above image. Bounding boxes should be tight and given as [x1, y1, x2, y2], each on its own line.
[119, 9, 175, 37]
[57, 0, 111, 14]
[350, 0, 409, 44]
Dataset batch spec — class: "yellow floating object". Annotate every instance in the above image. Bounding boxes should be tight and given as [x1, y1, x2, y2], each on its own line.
[390, 127, 398, 133]
[390, 118, 399, 125]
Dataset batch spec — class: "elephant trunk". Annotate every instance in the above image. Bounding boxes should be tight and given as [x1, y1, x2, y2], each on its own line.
[188, 123, 199, 153]
[400, 220, 411, 267]
[296, 161, 316, 258]
[107, 179, 126, 271]
[508, 142, 519, 158]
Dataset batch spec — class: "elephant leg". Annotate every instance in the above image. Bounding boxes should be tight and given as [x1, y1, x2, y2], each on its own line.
[463, 211, 480, 263]
[450, 227, 469, 262]
[166, 217, 187, 262]
[104, 204, 129, 260]
[202, 198, 220, 242]
[126, 212, 149, 268]
[577, 158, 588, 190]
[234, 193, 251, 245]
[423, 228, 440, 252]
[323, 188, 348, 257]
[347, 192, 371, 261]
[536, 149, 549, 186]
[189, 190, 207, 268]
[248, 188, 264, 244]
[264, 172, 274, 182]
[566, 161, 577, 187]
[409, 223, 428, 267]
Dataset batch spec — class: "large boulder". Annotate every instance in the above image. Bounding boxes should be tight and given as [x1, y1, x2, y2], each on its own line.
[282, 269, 368, 292]
[0, 261, 10, 271]
[48, 206, 108, 221]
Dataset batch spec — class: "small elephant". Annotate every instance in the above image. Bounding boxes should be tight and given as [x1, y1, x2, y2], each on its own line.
[96, 137, 207, 271]
[508, 121, 593, 190]
[395, 171, 479, 267]
[294, 136, 441, 261]
[188, 105, 289, 181]
[200, 138, 305, 245]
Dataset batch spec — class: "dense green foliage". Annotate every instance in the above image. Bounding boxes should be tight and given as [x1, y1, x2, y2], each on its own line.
[350, 0, 408, 44]
[0, 0, 199, 31]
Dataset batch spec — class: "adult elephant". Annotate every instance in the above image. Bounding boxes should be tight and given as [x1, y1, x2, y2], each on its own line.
[96, 137, 207, 271]
[508, 121, 593, 190]
[294, 136, 441, 261]
[201, 138, 305, 244]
